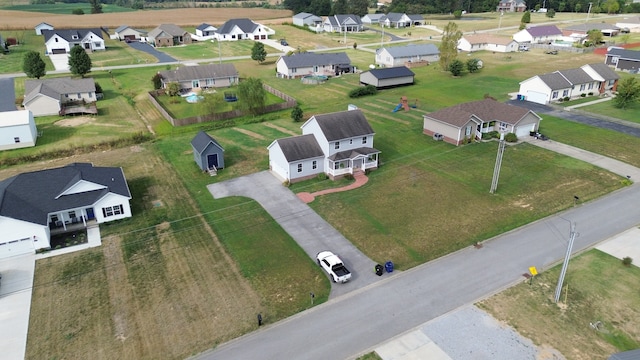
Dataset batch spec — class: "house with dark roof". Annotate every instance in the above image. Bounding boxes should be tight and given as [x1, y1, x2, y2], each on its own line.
[605, 47, 640, 72]
[191, 130, 225, 173]
[0, 110, 37, 151]
[42, 28, 104, 54]
[497, 0, 527, 12]
[513, 25, 563, 43]
[608, 349, 640, 360]
[148, 24, 192, 47]
[23, 77, 97, 116]
[292, 12, 323, 30]
[361, 14, 385, 25]
[195, 23, 218, 38]
[158, 64, 239, 90]
[268, 109, 380, 183]
[0, 163, 132, 258]
[276, 52, 352, 79]
[113, 25, 146, 41]
[375, 44, 440, 67]
[458, 34, 518, 52]
[34, 22, 54, 35]
[360, 66, 415, 88]
[518, 64, 616, 104]
[379, 13, 423, 28]
[423, 99, 541, 146]
[215, 18, 274, 41]
[323, 14, 363, 33]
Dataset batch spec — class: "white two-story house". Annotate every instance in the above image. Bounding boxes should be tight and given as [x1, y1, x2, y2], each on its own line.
[268, 109, 380, 183]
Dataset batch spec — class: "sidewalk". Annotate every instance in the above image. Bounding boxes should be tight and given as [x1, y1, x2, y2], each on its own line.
[297, 171, 368, 203]
[564, 96, 612, 110]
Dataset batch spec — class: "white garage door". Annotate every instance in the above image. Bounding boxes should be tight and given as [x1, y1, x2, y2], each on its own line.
[526, 91, 548, 105]
[0, 237, 35, 258]
[515, 124, 534, 137]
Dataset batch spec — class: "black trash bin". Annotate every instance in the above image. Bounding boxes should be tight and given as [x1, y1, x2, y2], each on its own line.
[375, 264, 383, 276]
[385, 261, 394, 273]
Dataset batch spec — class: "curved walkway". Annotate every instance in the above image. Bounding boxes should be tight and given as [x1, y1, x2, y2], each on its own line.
[297, 171, 368, 203]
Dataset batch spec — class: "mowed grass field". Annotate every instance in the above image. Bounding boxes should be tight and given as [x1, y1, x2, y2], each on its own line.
[479, 249, 640, 359]
[1, 16, 639, 358]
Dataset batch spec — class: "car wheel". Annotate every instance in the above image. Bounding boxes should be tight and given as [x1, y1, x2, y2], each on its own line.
[317, 259, 321, 266]
[332, 276, 337, 283]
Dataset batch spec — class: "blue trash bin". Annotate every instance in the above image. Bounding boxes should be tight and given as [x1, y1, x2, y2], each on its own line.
[384, 261, 394, 273]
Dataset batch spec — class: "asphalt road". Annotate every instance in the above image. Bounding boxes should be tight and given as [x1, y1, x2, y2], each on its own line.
[125, 41, 176, 63]
[193, 181, 640, 360]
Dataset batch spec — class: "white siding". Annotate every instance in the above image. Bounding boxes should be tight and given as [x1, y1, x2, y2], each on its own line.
[0, 124, 36, 150]
[94, 193, 132, 223]
[289, 157, 324, 181]
[519, 77, 552, 104]
[301, 119, 329, 155]
[0, 217, 49, 257]
[268, 141, 290, 181]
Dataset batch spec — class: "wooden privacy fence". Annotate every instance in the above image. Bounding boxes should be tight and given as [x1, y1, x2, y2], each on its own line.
[148, 84, 297, 127]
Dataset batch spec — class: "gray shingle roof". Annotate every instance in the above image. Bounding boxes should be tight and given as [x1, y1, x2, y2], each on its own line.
[197, 23, 215, 31]
[382, 44, 440, 58]
[311, 109, 374, 141]
[0, 163, 131, 225]
[191, 130, 224, 154]
[327, 147, 379, 161]
[537, 72, 572, 90]
[584, 63, 619, 80]
[275, 134, 324, 162]
[383, 13, 405, 22]
[407, 14, 424, 21]
[42, 28, 103, 42]
[607, 47, 640, 61]
[216, 18, 259, 35]
[557, 68, 593, 84]
[426, 99, 532, 128]
[280, 52, 351, 68]
[149, 24, 188, 39]
[526, 25, 562, 37]
[114, 25, 129, 33]
[365, 66, 415, 80]
[608, 349, 640, 360]
[326, 15, 362, 26]
[564, 22, 619, 32]
[159, 64, 238, 82]
[23, 77, 96, 103]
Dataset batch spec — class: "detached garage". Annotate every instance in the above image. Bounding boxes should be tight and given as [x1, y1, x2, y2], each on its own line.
[360, 66, 415, 88]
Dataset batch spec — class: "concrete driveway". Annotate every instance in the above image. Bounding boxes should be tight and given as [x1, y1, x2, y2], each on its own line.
[48, 53, 69, 71]
[0, 254, 36, 360]
[207, 171, 392, 298]
[126, 41, 176, 63]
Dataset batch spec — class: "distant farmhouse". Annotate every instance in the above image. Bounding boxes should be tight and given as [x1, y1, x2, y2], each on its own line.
[513, 25, 563, 43]
[293, 12, 323, 32]
[148, 24, 192, 47]
[497, 0, 527, 12]
[42, 28, 104, 54]
[323, 14, 364, 33]
[458, 34, 518, 53]
[215, 18, 275, 41]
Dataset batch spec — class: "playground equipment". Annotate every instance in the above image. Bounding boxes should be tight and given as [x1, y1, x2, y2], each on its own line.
[224, 92, 238, 102]
[392, 96, 419, 112]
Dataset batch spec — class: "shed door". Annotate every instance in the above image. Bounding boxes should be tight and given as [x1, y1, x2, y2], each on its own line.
[207, 154, 219, 169]
[0, 237, 35, 258]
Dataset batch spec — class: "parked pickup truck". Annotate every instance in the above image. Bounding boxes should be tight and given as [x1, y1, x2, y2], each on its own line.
[316, 251, 352, 283]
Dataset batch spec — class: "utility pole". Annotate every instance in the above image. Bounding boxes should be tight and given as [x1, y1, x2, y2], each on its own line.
[490, 133, 506, 194]
[586, 2, 593, 23]
[554, 221, 577, 303]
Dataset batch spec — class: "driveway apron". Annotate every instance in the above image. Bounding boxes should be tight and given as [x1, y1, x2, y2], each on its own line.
[207, 171, 390, 298]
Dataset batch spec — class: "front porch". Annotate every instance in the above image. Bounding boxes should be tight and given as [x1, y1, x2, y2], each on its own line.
[49, 218, 97, 236]
[327, 148, 380, 178]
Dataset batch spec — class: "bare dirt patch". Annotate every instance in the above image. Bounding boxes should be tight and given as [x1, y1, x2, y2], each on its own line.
[232, 127, 266, 140]
[55, 116, 94, 127]
[262, 122, 298, 136]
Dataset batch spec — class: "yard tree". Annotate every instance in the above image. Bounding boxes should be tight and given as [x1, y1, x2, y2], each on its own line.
[448, 59, 465, 76]
[23, 51, 46, 79]
[89, 0, 103, 14]
[521, 10, 531, 24]
[151, 73, 163, 90]
[349, 0, 369, 17]
[166, 82, 181, 97]
[439, 21, 463, 71]
[238, 77, 266, 116]
[604, 0, 619, 13]
[251, 42, 267, 63]
[546, 9, 556, 18]
[466, 58, 481, 73]
[586, 29, 603, 46]
[291, 104, 304, 122]
[575, 3, 582, 12]
[68, 45, 92, 78]
[331, 0, 348, 15]
[613, 77, 640, 109]
[200, 92, 224, 115]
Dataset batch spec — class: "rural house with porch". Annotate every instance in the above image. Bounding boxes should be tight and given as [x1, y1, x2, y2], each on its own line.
[268, 109, 380, 183]
[0, 163, 132, 258]
[42, 28, 104, 54]
[23, 77, 98, 117]
[158, 64, 239, 91]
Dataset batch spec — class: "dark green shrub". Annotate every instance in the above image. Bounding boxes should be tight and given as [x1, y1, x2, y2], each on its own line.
[482, 131, 499, 140]
[563, 96, 570, 101]
[72, 8, 84, 15]
[580, 93, 586, 97]
[349, 85, 378, 98]
[622, 256, 633, 266]
[504, 132, 518, 142]
[317, 173, 327, 180]
[588, 92, 594, 96]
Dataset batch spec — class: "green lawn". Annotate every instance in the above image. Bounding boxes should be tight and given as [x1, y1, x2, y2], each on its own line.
[579, 99, 640, 124]
[0, 31, 54, 74]
[479, 249, 640, 358]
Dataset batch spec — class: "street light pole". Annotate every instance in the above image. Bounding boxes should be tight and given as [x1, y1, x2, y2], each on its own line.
[586, 2, 593, 23]
[498, 11, 504, 30]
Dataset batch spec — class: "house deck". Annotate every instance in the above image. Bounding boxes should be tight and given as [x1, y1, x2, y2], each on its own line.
[59, 103, 98, 116]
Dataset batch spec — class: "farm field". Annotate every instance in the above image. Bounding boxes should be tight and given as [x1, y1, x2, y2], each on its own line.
[2, 12, 640, 358]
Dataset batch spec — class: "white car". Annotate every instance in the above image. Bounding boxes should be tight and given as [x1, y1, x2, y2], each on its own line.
[316, 251, 352, 283]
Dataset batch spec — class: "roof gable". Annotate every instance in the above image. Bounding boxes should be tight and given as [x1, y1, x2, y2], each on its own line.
[606, 47, 640, 60]
[217, 18, 260, 34]
[307, 109, 374, 141]
[191, 130, 224, 153]
[526, 25, 562, 37]
[42, 28, 103, 42]
[150, 24, 187, 38]
[581, 63, 619, 81]
[0, 163, 130, 225]
[24, 77, 95, 104]
[557, 68, 593, 84]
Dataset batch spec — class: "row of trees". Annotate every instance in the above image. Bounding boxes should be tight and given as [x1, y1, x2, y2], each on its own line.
[23, 45, 92, 79]
[382, 0, 639, 14]
[283, 0, 371, 17]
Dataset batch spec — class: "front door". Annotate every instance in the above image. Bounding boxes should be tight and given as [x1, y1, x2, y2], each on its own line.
[85, 208, 95, 220]
[353, 158, 362, 170]
[207, 154, 219, 169]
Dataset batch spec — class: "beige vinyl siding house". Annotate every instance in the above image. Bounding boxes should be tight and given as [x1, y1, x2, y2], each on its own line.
[375, 44, 440, 67]
[458, 34, 518, 52]
[276, 52, 352, 79]
[158, 64, 239, 90]
[23, 77, 96, 116]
